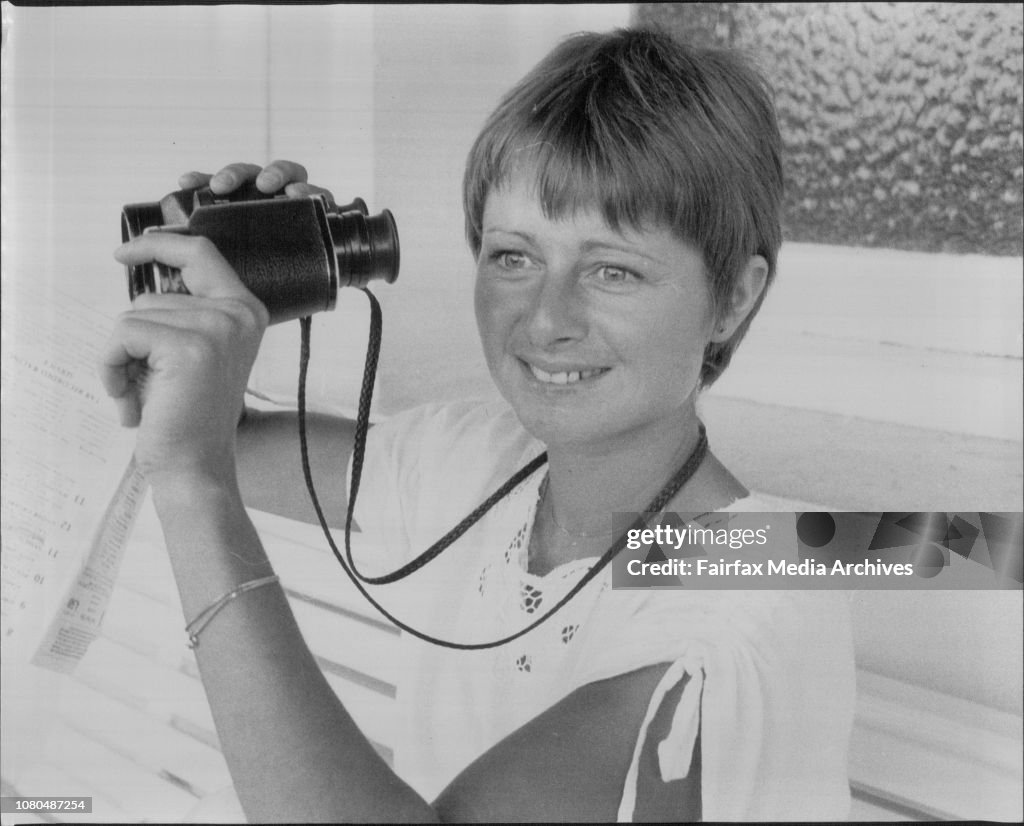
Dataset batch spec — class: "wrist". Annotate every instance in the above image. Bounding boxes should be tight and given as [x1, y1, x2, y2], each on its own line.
[143, 445, 238, 496]
[148, 464, 243, 519]
[149, 469, 275, 614]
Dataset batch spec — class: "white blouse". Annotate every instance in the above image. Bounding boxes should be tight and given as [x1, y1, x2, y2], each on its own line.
[349, 399, 855, 821]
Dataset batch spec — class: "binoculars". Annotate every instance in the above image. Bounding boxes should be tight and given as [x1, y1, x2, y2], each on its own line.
[121, 183, 399, 324]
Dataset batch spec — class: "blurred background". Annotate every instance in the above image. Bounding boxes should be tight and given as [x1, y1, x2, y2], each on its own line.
[2, 3, 1021, 823]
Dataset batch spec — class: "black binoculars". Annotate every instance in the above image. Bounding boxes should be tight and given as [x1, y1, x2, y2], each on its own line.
[121, 183, 399, 324]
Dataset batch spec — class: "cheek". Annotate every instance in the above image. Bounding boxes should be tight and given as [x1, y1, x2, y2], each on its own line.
[474, 274, 507, 357]
[629, 304, 712, 385]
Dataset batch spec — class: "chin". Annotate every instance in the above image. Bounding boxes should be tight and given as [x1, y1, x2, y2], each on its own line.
[496, 386, 584, 445]
[503, 394, 628, 450]
[504, 386, 697, 457]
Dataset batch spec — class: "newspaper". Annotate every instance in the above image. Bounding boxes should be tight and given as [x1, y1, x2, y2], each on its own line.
[1, 298, 146, 672]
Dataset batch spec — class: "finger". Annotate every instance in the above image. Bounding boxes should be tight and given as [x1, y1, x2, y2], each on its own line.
[100, 323, 155, 426]
[101, 318, 157, 390]
[256, 160, 309, 193]
[115, 395, 143, 428]
[209, 163, 263, 194]
[178, 171, 213, 190]
[125, 302, 258, 340]
[128, 299, 223, 323]
[115, 232, 226, 269]
[130, 291, 207, 313]
[115, 237, 268, 326]
[282, 182, 336, 205]
[109, 364, 147, 427]
[114, 235, 247, 298]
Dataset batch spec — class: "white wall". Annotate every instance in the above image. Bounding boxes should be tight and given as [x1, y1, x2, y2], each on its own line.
[1, 4, 381, 415]
[4, 5, 272, 310]
[368, 4, 633, 414]
[253, 5, 379, 408]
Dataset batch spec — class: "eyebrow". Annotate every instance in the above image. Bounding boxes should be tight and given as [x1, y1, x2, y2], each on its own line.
[482, 228, 535, 243]
[579, 239, 671, 269]
[580, 238, 645, 257]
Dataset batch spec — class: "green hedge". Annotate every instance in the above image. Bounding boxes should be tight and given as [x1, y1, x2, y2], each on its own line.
[636, 2, 1023, 256]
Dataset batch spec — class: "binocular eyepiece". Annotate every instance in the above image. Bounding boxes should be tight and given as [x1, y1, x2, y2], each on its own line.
[121, 183, 399, 324]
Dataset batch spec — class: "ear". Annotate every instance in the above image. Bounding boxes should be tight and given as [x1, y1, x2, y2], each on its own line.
[710, 255, 769, 343]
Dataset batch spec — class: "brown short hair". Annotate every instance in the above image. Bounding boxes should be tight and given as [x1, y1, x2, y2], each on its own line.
[463, 28, 784, 387]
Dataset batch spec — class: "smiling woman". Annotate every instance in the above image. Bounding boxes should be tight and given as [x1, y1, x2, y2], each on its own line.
[463, 31, 785, 392]
[101, 26, 854, 823]
[475, 182, 718, 447]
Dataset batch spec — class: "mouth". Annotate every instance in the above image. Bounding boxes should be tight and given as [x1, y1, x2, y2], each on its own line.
[522, 361, 610, 386]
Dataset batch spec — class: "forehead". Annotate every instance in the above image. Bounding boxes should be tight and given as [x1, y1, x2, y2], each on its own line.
[482, 172, 676, 249]
[482, 174, 707, 274]
[484, 172, 637, 231]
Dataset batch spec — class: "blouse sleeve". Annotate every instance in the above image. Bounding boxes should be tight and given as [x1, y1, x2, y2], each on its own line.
[570, 589, 856, 822]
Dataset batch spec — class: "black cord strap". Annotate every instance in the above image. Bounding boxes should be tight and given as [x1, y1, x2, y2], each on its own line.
[297, 292, 708, 650]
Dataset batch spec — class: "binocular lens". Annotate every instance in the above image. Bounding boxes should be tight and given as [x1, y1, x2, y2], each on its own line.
[329, 210, 400, 288]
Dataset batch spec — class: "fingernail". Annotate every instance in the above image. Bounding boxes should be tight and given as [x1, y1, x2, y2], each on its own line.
[258, 172, 281, 187]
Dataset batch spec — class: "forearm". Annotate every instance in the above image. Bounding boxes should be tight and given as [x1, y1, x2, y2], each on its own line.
[235, 407, 357, 528]
[151, 474, 435, 823]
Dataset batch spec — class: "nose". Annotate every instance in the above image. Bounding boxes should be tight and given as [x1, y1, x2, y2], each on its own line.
[523, 268, 586, 348]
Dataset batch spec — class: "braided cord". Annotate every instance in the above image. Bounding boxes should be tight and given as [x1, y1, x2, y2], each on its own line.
[296, 291, 707, 650]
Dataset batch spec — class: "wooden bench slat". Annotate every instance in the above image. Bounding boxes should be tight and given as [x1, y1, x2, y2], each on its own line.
[39, 726, 198, 822]
[55, 680, 230, 797]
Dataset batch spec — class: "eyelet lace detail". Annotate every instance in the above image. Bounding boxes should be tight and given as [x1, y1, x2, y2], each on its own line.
[506, 522, 529, 564]
[520, 582, 544, 613]
[479, 478, 610, 681]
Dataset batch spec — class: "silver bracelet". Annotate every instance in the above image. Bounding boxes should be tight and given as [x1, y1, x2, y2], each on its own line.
[185, 574, 280, 649]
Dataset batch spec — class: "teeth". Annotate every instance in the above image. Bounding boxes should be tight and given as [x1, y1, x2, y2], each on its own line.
[529, 365, 604, 385]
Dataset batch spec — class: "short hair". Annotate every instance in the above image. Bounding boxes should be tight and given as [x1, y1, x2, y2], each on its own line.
[463, 28, 784, 387]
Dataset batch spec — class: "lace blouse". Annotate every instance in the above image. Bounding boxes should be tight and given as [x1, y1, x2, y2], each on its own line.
[349, 399, 855, 821]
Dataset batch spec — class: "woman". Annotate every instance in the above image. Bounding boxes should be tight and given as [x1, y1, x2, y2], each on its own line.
[104, 28, 854, 822]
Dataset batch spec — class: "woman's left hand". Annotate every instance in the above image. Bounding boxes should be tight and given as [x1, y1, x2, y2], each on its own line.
[178, 159, 337, 205]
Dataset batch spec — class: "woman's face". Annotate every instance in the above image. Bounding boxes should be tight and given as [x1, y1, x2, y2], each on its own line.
[474, 174, 717, 453]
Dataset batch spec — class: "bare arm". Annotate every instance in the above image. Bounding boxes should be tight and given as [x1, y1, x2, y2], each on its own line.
[434, 664, 698, 822]
[153, 476, 434, 822]
[104, 223, 434, 822]
[236, 407, 357, 529]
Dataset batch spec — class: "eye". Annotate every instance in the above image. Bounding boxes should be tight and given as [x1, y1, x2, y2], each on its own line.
[593, 265, 640, 285]
[490, 250, 532, 270]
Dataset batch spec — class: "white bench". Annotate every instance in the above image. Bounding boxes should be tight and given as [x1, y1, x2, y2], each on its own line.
[3, 503, 1021, 823]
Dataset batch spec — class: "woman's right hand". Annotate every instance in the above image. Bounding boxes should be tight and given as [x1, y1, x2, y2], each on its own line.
[102, 231, 269, 487]
[110, 160, 358, 524]
[178, 160, 336, 205]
